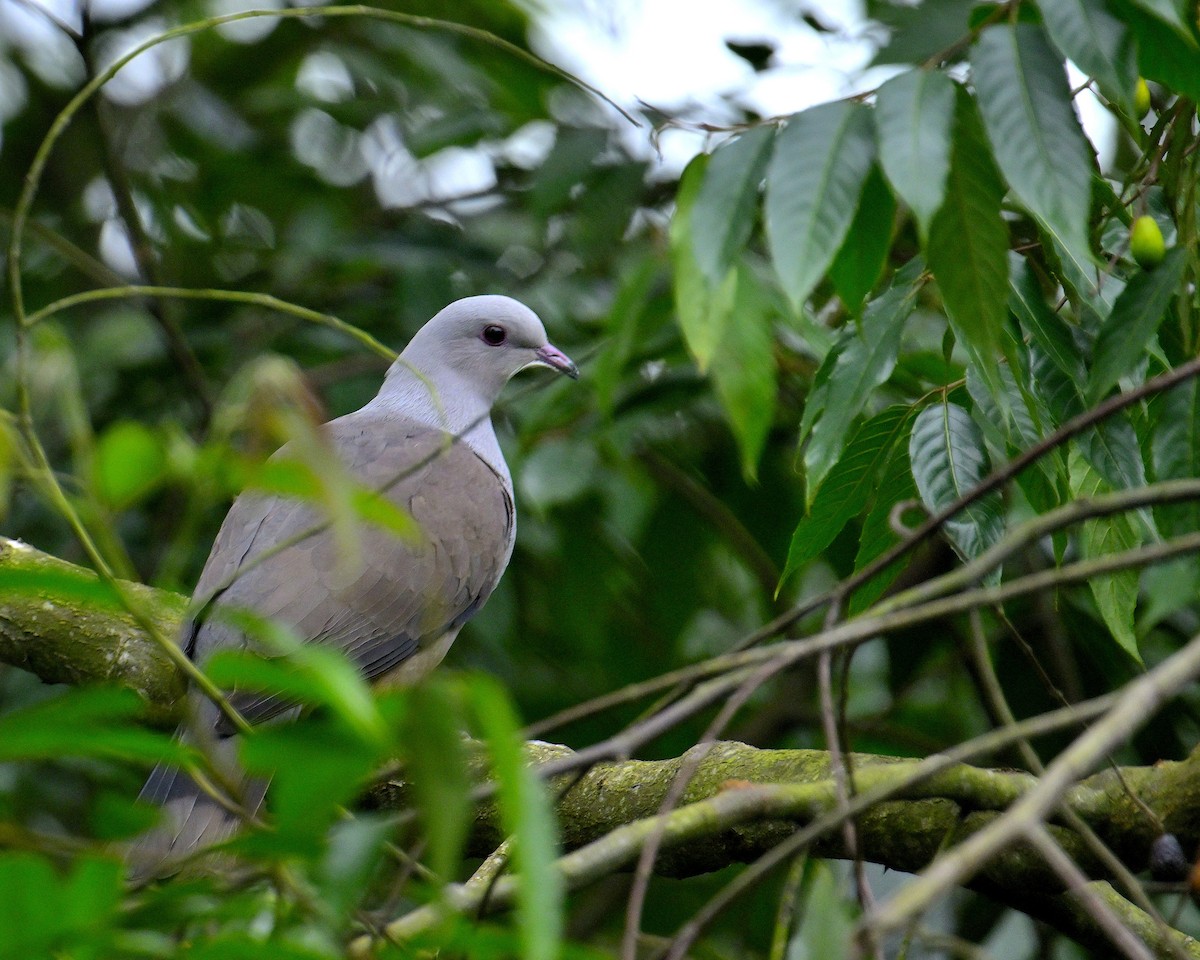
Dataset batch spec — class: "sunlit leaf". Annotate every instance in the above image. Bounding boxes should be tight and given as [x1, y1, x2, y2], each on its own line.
[710, 267, 778, 479]
[468, 675, 562, 960]
[874, 68, 956, 236]
[765, 101, 876, 310]
[671, 154, 737, 370]
[403, 680, 472, 882]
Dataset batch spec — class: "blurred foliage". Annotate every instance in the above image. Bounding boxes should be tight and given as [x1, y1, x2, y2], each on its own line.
[0, 0, 1199, 956]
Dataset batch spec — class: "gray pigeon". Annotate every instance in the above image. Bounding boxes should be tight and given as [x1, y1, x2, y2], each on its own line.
[130, 295, 577, 877]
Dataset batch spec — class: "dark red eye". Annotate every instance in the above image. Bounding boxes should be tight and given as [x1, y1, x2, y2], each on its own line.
[481, 324, 507, 346]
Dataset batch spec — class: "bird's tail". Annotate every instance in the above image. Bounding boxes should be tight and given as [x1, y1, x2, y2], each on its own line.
[127, 737, 268, 881]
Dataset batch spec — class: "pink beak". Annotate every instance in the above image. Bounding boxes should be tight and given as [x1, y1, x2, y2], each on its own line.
[535, 343, 579, 379]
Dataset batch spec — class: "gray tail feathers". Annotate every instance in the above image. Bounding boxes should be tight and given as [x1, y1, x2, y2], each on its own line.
[127, 735, 269, 881]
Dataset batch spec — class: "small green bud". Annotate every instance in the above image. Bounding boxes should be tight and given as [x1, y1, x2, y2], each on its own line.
[1134, 78, 1151, 118]
[1130, 215, 1166, 270]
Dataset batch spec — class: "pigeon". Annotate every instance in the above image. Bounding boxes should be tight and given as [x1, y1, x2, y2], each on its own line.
[130, 295, 577, 877]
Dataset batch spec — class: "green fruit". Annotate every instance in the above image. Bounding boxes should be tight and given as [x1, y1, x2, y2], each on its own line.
[1130, 215, 1165, 269]
[1134, 78, 1151, 118]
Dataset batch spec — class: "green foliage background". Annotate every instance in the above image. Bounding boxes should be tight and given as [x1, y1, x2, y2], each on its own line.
[0, 0, 1199, 956]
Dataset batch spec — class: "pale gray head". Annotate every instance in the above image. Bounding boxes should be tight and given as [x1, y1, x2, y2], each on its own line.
[390, 295, 577, 406]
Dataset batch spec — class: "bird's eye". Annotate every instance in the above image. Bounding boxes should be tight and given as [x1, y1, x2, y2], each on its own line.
[481, 324, 507, 346]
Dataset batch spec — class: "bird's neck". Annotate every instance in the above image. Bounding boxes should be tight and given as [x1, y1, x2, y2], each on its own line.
[367, 361, 511, 484]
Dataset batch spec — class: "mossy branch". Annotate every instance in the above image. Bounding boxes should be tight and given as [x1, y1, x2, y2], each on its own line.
[2, 536, 1198, 958]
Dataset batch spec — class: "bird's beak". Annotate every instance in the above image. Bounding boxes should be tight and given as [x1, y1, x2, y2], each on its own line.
[534, 343, 579, 380]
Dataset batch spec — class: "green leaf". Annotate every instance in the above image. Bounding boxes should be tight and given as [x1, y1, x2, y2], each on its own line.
[1087, 248, 1186, 402]
[829, 166, 896, 312]
[402, 680, 472, 882]
[849, 424, 919, 615]
[1128, 6, 1200, 99]
[1038, 0, 1138, 115]
[1152, 380, 1200, 536]
[874, 68, 956, 236]
[802, 279, 917, 503]
[765, 101, 876, 310]
[0, 854, 60, 957]
[1009, 257, 1086, 387]
[0, 687, 188, 765]
[93, 421, 167, 510]
[909, 401, 1006, 565]
[469, 676, 562, 960]
[1069, 451, 1143, 663]
[691, 126, 775, 286]
[972, 24, 1095, 266]
[671, 154, 737, 370]
[789, 862, 857, 960]
[782, 405, 914, 590]
[927, 88, 1009, 364]
[710, 267, 778, 479]
[1127, 0, 1199, 46]
[1078, 414, 1148, 494]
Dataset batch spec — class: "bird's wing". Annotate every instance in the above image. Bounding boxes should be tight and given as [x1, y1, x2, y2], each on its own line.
[186, 411, 514, 730]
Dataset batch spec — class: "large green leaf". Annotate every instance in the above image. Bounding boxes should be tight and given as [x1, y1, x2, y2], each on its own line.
[1127, 6, 1200, 99]
[1009, 257, 1087, 387]
[971, 24, 1094, 266]
[849, 423, 919, 615]
[710, 267, 778, 479]
[469, 676, 562, 960]
[1127, 0, 1199, 45]
[874, 69, 956, 236]
[1152, 380, 1200, 536]
[1087, 247, 1186, 402]
[402, 680, 472, 883]
[1069, 451, 1143, 663]
[765, 101, 876, 311]
[829, 166, 896, 312]
[1038, 0, 1137, 115]
[927, 89, 1009, 364]
[671, 154, 737, 370]
[691, 126, 775, 286]
[801, 278, 917, 503]
[782, 404, 913, 589]
[909, 400, 1006, 565]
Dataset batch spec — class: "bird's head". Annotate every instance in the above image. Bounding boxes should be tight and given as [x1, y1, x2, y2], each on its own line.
[396, 295, 578, 406]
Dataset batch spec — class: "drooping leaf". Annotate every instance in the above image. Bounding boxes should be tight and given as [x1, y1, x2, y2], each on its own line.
[1009, 257, 1087, 387]
[829, 166, 896, 312]
[1127, 7, 1200, 99]
[671, 154, 737, 370]
[908, 400, 1006, 565]
[972, 24, 1095, 266]
[802, 278, 917, 503]
[1087, 247, 1186, 402]
[1126, 0, 1199, 46]
[926, 88, 1009, 365]
[469, 676, 562, 960]
[93, 421, 167, 510]
[782, 405, 913, 589]
[849, 423, 919, 615]
[874, 68, 956, 236]
[402, 680, 472, 882]
[710, 267, 778, 479]
[1152, 380, 1200, 536]
[1069, 451, 1143, 663]
[765, 101, 876, 311]
[691, 125, 775, 286]
[1038, 0, 1138, 115]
